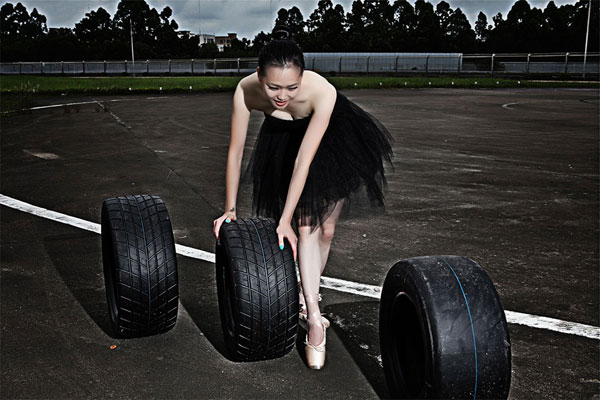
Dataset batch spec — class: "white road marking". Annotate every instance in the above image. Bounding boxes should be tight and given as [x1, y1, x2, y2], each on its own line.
[0, 194, 101, 234]
[28, 100, 99, 110]
[9, 97, 158, 113]
[92, 100, 130, 129]
[1, 193, 598, 341]
[502, 102, 519, 109]
[504, 310, 599, 340]
[23, 150, 61, 160]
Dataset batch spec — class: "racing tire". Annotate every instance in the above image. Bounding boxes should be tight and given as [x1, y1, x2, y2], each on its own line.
[216, 217, 299, 361]
[379, 255, 511, 399]
[101, 195, 178, 338]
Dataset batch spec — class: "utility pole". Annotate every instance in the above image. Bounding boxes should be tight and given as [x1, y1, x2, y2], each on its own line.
[130, 18, 136, 77]
[583, 0, 592, 79]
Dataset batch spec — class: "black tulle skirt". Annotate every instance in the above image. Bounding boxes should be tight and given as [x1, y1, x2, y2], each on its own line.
[241, 90, 395, 233]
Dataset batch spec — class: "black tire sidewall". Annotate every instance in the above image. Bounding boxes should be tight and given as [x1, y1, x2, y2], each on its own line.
[380, 256, 511, 399]
[380, 260, 435, 398]
[215, 217, 298, 361]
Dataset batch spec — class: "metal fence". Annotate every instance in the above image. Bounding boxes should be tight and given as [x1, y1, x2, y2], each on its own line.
[1, 52, 597, 78]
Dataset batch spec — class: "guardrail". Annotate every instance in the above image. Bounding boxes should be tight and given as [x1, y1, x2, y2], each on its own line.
[1, 53, 598, 78]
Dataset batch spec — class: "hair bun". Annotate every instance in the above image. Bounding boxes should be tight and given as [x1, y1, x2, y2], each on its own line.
[272, 25, 291, 40]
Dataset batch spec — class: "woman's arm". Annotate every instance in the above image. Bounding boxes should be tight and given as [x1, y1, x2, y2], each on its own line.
[279, 86, 337, 225]
[225, 83, 251, 214]
[213, 82, 251, 240]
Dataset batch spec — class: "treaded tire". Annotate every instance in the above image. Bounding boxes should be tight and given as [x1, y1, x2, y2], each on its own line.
[216, 217, 299, 361]
[379, 255, 511, 399]
[101, 195, 178, 338]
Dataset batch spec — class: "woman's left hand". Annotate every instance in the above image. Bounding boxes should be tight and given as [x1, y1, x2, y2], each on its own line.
[276, 220, 298, 262]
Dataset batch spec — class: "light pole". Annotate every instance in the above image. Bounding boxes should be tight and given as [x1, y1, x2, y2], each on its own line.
[130, 18, 136, 77]
[582, 0, 591, 79]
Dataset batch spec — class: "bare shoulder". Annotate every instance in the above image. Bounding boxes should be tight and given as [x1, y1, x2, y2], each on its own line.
[303, 71, 337, 112]
[235, 72, 263, 112]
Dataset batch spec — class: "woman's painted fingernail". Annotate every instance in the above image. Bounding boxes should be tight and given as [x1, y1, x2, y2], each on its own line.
[279, 244, 284, 250]
[225, 218, 230, 223]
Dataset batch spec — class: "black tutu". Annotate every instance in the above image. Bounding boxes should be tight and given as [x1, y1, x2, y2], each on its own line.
[242, 90, 395, 233]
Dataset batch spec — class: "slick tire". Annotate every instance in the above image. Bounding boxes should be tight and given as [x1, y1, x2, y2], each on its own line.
[379, 255, 511, 399]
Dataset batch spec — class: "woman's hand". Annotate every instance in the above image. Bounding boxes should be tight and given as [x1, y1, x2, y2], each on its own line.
[213, 211, 237, 242]
[276, 220, 298, 262]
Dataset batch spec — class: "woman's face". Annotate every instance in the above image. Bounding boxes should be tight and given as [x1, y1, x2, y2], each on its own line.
[258, 65, 303, 109]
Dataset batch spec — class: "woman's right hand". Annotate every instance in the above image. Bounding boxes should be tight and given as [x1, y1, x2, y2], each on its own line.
[213, 211, 237, 242]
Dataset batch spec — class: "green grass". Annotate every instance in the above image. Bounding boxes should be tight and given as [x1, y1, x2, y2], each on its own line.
[0, 75, 240, 94]
[1, 75, 597, 94]
[329, 76, 598, 89]
[1, 74, 597, 113]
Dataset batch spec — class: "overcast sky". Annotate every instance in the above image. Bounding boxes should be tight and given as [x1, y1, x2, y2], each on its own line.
[14, 0, 576, 40]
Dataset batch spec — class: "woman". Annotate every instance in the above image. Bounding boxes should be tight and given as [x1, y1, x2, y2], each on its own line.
[212, 25, 394, 369]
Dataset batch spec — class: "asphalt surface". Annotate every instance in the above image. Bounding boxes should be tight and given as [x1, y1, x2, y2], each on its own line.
[1, 87, 599, 399]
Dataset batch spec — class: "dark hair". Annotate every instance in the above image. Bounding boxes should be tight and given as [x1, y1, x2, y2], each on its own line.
[258, 25, 305, 77]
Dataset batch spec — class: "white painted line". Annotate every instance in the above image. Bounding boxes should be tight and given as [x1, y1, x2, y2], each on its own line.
[502, 102, 518, 109]
[504, 311, 599, 341]
[28, 100, 99, 110]
[2, 97, 146, 114]
[92, 100, 130, 129]
[175, 243, 215, 263]
[23, 150, 61, 160]
[14, 97, 167, 113]
[321, 276, 381, 299]
[1, 193, 598, 340]
[0, 194, 101, 234]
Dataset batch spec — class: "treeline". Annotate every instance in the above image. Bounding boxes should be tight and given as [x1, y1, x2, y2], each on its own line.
[0, 0, 597, 62]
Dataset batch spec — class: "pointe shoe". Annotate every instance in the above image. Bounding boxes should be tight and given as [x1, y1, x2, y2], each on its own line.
[305, 319, 326, 370]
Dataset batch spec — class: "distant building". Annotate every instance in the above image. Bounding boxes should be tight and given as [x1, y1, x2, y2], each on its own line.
[198, 32, 237, 52]
[199, 33, 216, 47]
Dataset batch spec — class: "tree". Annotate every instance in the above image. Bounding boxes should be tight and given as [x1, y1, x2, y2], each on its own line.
[487, 0, 548, 52]
[40, 27, 81, 61]
[0, 2, 46, 39]
[362, 0, 396, 51]
[74, 7, 113, 43]
[475, 12, 491, 43]
[251, 30, 272, 54]
[413, 0, 443, 52]
[346, 0, 368, 51]
[305, 0, 346, 51]
[199, 41, 219, 59]
[390, 0, 417, 52]
[542, 1, 567, 51]
[446, 8, 476, 52]
[436, 1, 452, 34]
[568, 0, 599, 52]
[223, 37, 253, 57]
[274, 6, 306, 45]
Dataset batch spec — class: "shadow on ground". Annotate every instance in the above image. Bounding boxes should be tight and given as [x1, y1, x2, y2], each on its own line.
[44, 232, 115, 338]
[324, 300, 390, 398]
[176, 255, 230, 357]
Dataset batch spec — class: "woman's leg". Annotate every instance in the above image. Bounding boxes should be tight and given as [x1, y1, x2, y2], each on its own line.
[318, 199, 345, 275]
[297, 222, 325, 346]
[297, 199, 345, 346]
